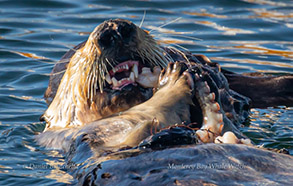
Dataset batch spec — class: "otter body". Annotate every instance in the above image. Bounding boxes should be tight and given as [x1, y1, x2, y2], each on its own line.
[38, 19, 293, 185]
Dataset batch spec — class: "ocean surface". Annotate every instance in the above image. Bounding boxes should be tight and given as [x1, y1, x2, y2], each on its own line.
[0, 0, 292, 185]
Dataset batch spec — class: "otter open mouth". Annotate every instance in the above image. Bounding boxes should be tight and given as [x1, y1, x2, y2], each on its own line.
[104, 60, 161, 90]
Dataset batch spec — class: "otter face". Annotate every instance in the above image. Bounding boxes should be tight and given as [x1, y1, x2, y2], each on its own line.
[80, 19, 175, 118]
[88, 19, 172, 92]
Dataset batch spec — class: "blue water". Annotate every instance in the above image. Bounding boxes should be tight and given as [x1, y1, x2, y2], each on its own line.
[0, 0, 292, 185]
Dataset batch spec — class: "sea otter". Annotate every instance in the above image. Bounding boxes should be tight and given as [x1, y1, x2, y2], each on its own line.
[37, 19, 293, 185]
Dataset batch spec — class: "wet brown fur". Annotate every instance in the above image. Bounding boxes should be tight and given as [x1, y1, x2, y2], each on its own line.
[37, 62, 193, 151]
[42, 19, 173, 129]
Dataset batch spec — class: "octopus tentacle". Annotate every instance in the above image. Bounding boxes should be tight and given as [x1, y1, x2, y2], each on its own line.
[193, 72, 224, 143]
[215, 131, 252, 145]
[192, 69, 252, 145]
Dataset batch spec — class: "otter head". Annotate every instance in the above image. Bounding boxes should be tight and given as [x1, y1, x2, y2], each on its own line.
[89, 19, 172, 91]
[43, 19, 173, 129]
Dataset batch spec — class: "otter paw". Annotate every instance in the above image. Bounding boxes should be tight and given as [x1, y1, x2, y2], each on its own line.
[157, 61, 193, 90]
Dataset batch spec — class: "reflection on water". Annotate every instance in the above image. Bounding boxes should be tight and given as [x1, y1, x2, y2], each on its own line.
[183, 11, 227, 19]
[243, 0, 289, 7]
[211, 56, 293, 72]
[242, 107, 293, 153]
[8, 50, 48, 60]
[195, 20, 255, 35]
[234, 43, 293, 58]
[43, 158, 74, 184]
[0, 0, 292, 185]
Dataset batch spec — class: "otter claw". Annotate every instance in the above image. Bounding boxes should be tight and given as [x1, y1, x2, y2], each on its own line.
[183, 71, 194, 90]
[157, 61, 190, 89]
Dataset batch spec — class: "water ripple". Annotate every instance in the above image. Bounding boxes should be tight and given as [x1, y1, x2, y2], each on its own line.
[0, 0, 292, 184]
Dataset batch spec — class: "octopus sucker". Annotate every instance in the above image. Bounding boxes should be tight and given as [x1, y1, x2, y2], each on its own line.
[206, 92, 216, 102]
[211, 102, 221, 112]
[193, 69, 251, 144]
[193, 71, 225, 143]
[215, 131, 252, 145]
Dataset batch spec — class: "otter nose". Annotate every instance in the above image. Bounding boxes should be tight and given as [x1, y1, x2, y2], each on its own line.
[98, 21, 135, 49]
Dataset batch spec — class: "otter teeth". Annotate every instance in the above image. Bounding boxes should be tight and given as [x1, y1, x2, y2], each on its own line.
[133, 64, 138, 78]
[106, 60, 160, 89]
[113, 64, 130, 73]
[106, 62, 139, 86]
[130, 72, 135, 82]
[106, 74, 112, 84]
[112, 77, 118, 87]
